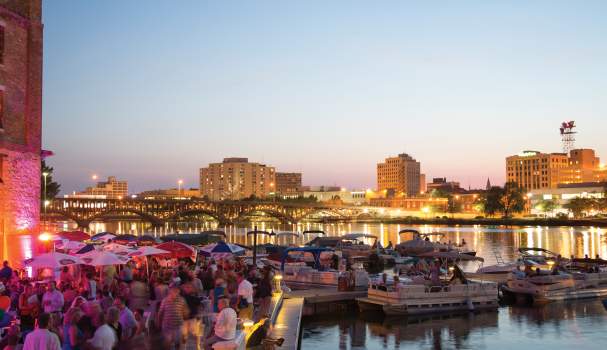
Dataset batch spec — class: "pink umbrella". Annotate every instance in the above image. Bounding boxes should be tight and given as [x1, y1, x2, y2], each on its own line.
[128, 246, 169, 257]
[80, 250, 130, 266]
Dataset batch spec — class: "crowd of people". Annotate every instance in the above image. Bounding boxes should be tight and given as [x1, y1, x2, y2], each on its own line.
[0, 254, 278, 350]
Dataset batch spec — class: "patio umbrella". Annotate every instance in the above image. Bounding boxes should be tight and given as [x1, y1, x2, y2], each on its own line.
[90, 232, 116, 242]
[127, 246, 169, 258]
[155, 241, 196, 259]
[24, 252, 83, 269]
[101, 243, 133, 254]
[199, 242, 245, 258]
[80, 250, 130, 266]
[55, 240, 87, 252]
[114, 234, 138, 244]
[137, 235, 160, 245]
[57, 230, 90, 242]
[75, 244, 96, 255]
[160, 233, 222, 245]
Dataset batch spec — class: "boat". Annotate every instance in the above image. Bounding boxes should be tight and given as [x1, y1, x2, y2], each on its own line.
[279, 247, 369, 289]
[501, 269, 607, 304]
[357, 254, 497, 315]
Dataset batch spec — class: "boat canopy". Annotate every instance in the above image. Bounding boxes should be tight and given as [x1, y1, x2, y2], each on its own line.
[518, 247, 559, 256]
[200, 230, 227, 238]
[303, 230, 325, 235]
[398, 229, 420, 235]
[341, 233, 377, 241]
[280, 247, 333, 271]
[418, 251, 484, 262]
[305, 237, 343, 247]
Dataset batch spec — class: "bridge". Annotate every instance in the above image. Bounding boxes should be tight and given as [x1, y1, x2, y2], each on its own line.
[43, 198, 360, 228]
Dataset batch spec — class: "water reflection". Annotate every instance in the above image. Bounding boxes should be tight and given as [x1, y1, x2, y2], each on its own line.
[302, 301, 607, 350]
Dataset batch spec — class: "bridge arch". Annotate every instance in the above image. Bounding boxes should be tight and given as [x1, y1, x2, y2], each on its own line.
[88, 208, 163, 226]
[235, 208, 296, 224]
[168, 209, 230, 225]
[43, 209, 88, 227]
[295, 208, 347, 221]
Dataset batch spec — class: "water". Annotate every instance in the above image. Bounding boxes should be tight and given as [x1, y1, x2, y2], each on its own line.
[55, 220, 607, 348]
[302, 300, 607, 349]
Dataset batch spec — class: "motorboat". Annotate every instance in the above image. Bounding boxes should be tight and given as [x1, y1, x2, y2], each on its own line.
[279, 247, 369, 289]
[501, 269, 607, 304]
[357, 255, 498, 315]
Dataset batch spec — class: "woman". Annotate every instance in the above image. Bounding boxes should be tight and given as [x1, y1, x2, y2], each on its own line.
[63, 308, 84, 350]
[255, 271, 273, 321]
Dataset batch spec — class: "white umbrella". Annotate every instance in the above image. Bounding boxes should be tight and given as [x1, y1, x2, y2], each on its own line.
[56, 240, 87, 252]
[127, 246, 169, 257]
[24, 252, 83, 269]
[80, 250, 129, 266]
[101, 243, 133, 257]
[91, 233, 116, 242]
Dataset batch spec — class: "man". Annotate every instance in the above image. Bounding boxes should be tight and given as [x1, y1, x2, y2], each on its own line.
[88, 307, 119, 350]
[158, 287, 188, 349]
[120, 262, 133, 283]
[181, 282, 202, 347]
[42, 281, 64, 314]
[22, 313, 61, 350]
[205, 296, 237, 350]
[236, 272, 254, 320]
[114, 297, 137, 340]
[0, 261, 12, 281]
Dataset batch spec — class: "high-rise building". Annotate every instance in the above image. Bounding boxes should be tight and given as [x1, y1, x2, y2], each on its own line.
[377, 153, 421, 196]
[0, 0, 43, 264]
[71, 176, 128, 199]
[419, 173, 427, 194]
[506, 149, 607, 190]
[199, 157, 276, 201]
[275, 172, 302, 198]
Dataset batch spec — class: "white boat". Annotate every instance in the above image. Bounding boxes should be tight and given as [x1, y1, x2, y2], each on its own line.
[357, 279, 499, 316]
[502, 270, 607, 304]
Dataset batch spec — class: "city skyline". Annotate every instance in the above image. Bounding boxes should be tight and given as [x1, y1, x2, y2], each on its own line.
[42, 1, 607, 193]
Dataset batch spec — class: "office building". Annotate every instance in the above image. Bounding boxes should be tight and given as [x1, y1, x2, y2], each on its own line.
[377, 153, 421, 196]
[200, 157, 276, 201]
[275, 172, 302, 198]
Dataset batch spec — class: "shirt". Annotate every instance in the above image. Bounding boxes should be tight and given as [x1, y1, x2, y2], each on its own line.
[237, 279, 254, 303]
[119, 307, 137, 338]
[214, 307, 237, 340]
[88, 324, 117, 350]
[159, 296, 188, 330]
[42, 290, 64, 313]
[23, 328, 61, 350]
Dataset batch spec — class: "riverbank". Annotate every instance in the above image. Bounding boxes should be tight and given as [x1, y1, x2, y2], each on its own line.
[316, 217, 607, 228]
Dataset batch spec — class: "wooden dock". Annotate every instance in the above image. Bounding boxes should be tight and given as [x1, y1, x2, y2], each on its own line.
[267, 297, 304, 349]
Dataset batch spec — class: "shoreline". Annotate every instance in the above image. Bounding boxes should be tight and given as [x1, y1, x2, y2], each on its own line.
[309, 217, 607, 228]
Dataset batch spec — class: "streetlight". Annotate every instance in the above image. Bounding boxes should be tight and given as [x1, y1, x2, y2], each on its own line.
[178, 179, 184, 198]
[42, 171, 49, 216]
[92, 174, 98, 181]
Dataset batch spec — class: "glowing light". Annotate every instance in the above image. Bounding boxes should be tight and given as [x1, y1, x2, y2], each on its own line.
[547, 261, 555, 266]
[38, 233, 51, 241]
[91, 174, 98, 180]
[340, 187, 346, 192]
[42, 172, 49, 177]
[177, 179, 184, 185]
[422, 207, 430, 213]
[44, 200, 50, 207]
[527, 193, 533, 198]
[274, 274, 283, 280]
[243, 320, 254, 328]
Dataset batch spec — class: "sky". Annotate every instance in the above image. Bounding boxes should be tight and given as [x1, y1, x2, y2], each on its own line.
[42, 1, 607, 194]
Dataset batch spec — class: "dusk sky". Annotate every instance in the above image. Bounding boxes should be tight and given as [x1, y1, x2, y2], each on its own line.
[42, 1, 607, 194]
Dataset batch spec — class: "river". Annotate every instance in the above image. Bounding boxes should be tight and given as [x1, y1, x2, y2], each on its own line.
[58, 220, 607, 349]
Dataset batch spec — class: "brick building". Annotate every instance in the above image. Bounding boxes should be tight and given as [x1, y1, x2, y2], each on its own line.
[0, 0, 43, 265]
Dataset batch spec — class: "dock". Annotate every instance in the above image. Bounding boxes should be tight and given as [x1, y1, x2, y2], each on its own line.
[267, 297, 305, 349]
[286, 287, 367, 316]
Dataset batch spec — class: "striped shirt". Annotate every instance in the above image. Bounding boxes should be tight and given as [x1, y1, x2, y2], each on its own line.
[159, 295, 188, 330]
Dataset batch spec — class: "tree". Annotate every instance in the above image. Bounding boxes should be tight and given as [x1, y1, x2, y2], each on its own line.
[480, 182, 526, 218]
[564, 197, 593, 218]
[536, 199, 558, 217]
[41, 160, 61, 200]
[446, 195, 462, 217]
[499, 182, 526, 218]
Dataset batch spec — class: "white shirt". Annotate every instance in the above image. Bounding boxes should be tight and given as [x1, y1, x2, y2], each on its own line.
[214, 307, 237, 340]
[23, 328, 61, 350]
[42, 290, 64, 313]
[237, 279, 254, 303]
[88, 324, 117, 350]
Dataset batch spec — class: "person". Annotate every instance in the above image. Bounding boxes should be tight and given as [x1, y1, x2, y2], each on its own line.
[19, 283, 38, 331]
[87, 308, 118, 350]
[430, 261, 441, 286]
[3, 334, 19, 350]
[83, 272, 97, 300]
[204, 297, 237, 350]
[23, 313, 61, 350]
[181, 282, 202, 347]
[393, 275, 402, 292]
[62, 284, 78, 311]
[0, 261, 12, 282]
[62, 308, 84, 350]
[127, 275, 149, 311]
[524, 264, 533, 276]
[59, 267, 74, 288]
[157, 287, 188, 349]
[236, 272, 254, 320]
[114, 297, 137, 341]
[255, 271, 272, 322]
[211, 279, 226, 313]
[120, 262, 133, 283]
[42, 281, 64, 314]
